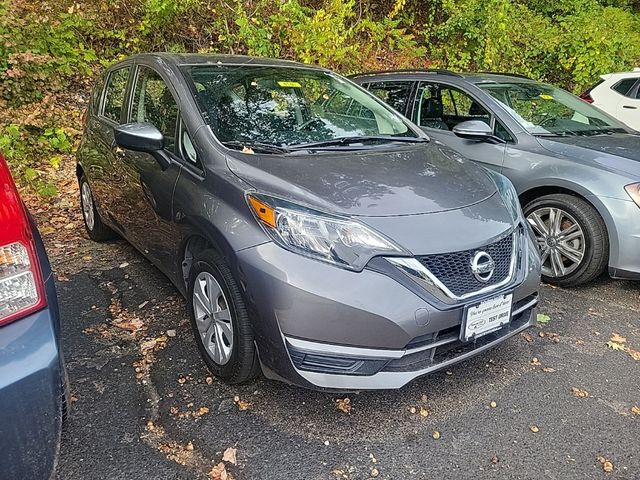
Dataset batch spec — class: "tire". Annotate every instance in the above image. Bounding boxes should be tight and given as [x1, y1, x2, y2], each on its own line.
[79, 174, 116, 241]
[524, 194, 608, 287]
[187, 248, 260, 384]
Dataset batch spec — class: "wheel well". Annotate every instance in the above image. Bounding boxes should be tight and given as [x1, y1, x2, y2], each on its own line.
[519, 186, 588, 208]
[181, 235, 213, 290]
[76, 163, 84, 180]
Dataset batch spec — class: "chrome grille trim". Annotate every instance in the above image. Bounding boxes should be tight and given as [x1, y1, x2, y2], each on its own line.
[387, 229, 520, 301]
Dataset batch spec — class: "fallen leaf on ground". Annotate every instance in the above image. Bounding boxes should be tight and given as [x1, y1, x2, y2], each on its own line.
[627, 348, 640, 361]
[419, 406, 429, 417]
[607, 341, 626, 351]
[521, 332, 533, 342]
[530, 357, 542, 366]
[610, 333, 627, 344]
[490, 401, 497, 408]
[370, 467, 379, 478]
[432, 431, 441, 440]
[530, 424, 539, 433]
[209, 462, 229, 480]
[336, 397, 351, 414]
[597, 456, 614, 473]
[206, 376, 214, 385]
[490, 453, 498, 465]
[536, 313, 551, 324]
[571, 387, 589, 398]
[631, 405, 640, 416]
[409, 407, 417, 414]
[233, 396, 251, 411]
[222, 447, 237, 465]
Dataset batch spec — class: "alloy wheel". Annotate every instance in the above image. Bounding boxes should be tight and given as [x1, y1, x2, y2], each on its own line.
[81, 181, 95, 231]
[527, 207, 585, 278]
[192, 271, 234, 365]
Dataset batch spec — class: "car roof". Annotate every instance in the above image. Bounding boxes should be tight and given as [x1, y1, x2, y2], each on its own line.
[350, 69, 540, 85]
[120, 53, 327, 71]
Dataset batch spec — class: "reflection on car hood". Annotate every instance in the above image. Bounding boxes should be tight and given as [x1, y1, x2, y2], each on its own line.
[226, 143, 497, 217]
[538, 133, 640, 176]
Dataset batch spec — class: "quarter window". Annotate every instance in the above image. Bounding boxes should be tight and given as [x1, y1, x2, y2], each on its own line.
[612, 78, 637, 97]
[130, 66, 179, 153]
[102, 67, 130, 122]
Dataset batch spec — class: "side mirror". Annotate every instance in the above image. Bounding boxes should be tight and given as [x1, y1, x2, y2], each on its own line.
[452, 120, 494, 141]
[115, 123, 171, 170]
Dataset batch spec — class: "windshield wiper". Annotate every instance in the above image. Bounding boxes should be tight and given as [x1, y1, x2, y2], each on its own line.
[288, 135, 429, 150]
[222, 140, 291, 154]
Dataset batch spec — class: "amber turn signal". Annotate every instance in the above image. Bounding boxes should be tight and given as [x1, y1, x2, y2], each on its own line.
[248, 195, 277, 228]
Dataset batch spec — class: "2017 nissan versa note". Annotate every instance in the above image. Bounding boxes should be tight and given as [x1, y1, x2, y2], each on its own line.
[76, 54, 541, 390]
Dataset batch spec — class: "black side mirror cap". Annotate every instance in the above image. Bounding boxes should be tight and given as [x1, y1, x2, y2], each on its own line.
[452, 120, 494, 141]
[115, 122, 171, 170]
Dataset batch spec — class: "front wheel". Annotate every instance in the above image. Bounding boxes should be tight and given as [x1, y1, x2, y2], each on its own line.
[524, 194, 608, 287]
[187, 249, 260, 384]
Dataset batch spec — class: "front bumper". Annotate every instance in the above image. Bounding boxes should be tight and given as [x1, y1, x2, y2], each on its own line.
[237, 227, 541, 390]
[596, 195, 640, 279]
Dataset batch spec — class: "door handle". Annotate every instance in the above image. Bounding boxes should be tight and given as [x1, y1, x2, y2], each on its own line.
[622, 105, 637, 110]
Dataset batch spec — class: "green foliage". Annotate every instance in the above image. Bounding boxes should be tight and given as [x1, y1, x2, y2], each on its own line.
[0, 0, 639, 195]
[422, 0, 640, 91]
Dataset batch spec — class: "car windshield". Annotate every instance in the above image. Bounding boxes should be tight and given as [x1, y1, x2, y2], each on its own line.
[478, 82, 628, 136]
[183, 65, 418, 150]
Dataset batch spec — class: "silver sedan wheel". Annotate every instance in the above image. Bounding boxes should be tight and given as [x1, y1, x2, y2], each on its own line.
[527, 207, 585, 278]
[81, 181, 95, 231]
[192, 271, 234, 365]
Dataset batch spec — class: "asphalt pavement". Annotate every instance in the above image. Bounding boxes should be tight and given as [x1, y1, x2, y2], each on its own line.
[54, 239, 639, 480]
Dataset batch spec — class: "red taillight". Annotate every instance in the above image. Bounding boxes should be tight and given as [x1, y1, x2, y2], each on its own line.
[580, 93, 594, 103]
[0, 153, 47, 327]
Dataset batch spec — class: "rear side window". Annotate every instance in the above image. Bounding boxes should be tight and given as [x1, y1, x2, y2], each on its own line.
[130, 66, 179, 153]
[612, 78, 637, 97]
[102, 67, 130, 122]
[365, 82, 414, 115]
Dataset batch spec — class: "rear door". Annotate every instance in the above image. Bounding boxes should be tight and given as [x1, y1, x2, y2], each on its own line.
[411, 81, 510, 173]
[613, 78, 640, 130]
[89, 65, 132, 231]
[120, 64, 183, 273]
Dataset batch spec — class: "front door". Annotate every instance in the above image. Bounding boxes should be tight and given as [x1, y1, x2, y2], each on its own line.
[119, 64, 182, 272]
[411, 82, 510, 173]
[615, 79, 640, 130]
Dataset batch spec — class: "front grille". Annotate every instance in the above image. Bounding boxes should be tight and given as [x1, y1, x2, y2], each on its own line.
[417, 232, 514, 297]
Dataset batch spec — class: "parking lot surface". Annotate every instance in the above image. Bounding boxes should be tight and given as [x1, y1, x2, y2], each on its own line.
[53, 238, 639, 480]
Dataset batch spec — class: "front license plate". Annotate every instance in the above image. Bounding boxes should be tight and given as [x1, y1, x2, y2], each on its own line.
[462, 293, 513, 342]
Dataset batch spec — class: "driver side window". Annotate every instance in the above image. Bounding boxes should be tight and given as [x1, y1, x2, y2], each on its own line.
[130, 66, 179, 153]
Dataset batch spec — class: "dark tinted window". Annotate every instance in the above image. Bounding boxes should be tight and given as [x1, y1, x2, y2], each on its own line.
[495, 121, 514, 143]
[102, 67, 130, 122]
[612, 78, 637, 97]
[130, 66, 179, 153]
[365, 82, 413, 115]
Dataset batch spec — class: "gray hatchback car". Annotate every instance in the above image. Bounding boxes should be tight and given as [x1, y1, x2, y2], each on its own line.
[352, 70, 640, 286]
[77, 54, 540, 390]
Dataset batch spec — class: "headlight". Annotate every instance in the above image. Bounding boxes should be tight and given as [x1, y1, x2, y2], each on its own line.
[247, 194, 407, 270]
[484, 169, 523, 222]
[625, 183, 640, 208]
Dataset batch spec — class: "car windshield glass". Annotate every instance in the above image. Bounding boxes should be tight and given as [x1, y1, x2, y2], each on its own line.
[478, 82, 627, 136]
[183, 65, 418, 150]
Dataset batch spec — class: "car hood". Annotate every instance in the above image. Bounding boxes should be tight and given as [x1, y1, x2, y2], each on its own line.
[537, 133, 640, 177]
[225, 143, 497, 217]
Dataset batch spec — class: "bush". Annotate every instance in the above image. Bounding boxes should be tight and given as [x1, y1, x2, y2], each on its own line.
[0, 0, 639, 195]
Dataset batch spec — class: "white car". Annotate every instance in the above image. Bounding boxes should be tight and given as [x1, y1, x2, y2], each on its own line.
[581, 68, 640, 131]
